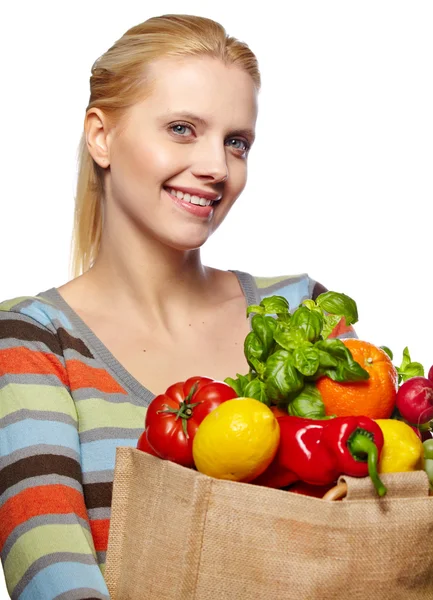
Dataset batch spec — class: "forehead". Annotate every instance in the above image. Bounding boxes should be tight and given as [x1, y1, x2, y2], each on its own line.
[139, 56, 258, 129]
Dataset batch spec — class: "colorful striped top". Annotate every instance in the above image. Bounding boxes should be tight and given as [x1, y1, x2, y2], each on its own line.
[0, 271, 354, 599]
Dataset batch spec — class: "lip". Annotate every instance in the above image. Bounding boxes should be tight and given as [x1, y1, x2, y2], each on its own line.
[164, 185, 222, 202]
[164, 188, 214, 219]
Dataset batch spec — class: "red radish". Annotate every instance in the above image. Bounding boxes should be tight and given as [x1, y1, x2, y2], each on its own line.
[396, 377, 433, 425]
[429, 365, 433, 383]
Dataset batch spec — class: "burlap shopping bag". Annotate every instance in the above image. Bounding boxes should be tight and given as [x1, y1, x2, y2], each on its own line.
[105, 447, 433, 600]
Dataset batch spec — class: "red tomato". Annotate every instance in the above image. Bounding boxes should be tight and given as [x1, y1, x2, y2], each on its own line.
[136, 430, 159, 456]
[144, 376, 237, 467]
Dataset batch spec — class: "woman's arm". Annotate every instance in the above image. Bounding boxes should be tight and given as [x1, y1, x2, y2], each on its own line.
[0, 310, 110, 599]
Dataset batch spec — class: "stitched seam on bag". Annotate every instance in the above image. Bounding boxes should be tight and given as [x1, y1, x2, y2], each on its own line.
[189, 475, 213, 600]
[105, 447, 131, 598]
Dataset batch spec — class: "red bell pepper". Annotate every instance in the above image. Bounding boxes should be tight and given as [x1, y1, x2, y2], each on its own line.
[253, 415, 387, 497]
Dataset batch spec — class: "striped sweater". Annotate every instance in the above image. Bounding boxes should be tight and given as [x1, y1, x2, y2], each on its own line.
[0, 271, 354, 599]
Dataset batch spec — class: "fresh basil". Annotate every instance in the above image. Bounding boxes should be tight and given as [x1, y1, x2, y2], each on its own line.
[316, 291, 358, 325]
[244, 379, 269, 405]
[264, 350, 304, 402]
[396, 346, 424, 383]
[287, 384, 327, 419]
[290, 306, 323, 342]
[228, 289, 370, 409]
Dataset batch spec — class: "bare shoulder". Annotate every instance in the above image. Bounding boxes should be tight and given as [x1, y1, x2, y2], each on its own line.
[207, 268, 246, 306]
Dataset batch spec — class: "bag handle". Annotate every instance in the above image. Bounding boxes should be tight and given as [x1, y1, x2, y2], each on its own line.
[323, 470, 431, 501]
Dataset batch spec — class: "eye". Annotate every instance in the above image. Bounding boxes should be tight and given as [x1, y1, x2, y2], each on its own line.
[227, 138, 250, 153]
[169, 122, 193, 136]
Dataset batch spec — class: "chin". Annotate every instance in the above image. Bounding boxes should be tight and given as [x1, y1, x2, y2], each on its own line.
[166, 236, 209, 252]
[158, 219, 218, 251]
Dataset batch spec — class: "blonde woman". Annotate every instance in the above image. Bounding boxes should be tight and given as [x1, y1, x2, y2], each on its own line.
[0, 14, 354, 599]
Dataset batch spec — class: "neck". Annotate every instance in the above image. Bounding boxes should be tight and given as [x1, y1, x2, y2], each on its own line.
[80, 230, 215, 330]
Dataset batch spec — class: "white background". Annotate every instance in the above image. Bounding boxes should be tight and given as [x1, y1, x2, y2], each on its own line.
[1, 1, 432, 597]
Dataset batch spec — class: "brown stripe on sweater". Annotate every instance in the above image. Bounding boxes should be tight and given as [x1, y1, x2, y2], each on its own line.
[83, 481, 113, 509]
[0, 454, 82, 495]
[0, 320, 62, 355]
[312, 281, 328, 301]
[57, 328, 94, 359]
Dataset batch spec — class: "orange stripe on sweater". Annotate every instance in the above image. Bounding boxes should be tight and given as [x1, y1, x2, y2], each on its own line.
[66, 360, 126, 394]
[0, 348, 68, 384]
[0, 485, 88, 551]
[328, 317, 354, 339]
[90, 518, 110, 552]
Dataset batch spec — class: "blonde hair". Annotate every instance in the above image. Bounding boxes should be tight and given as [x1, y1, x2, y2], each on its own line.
[70, 14, 261, 278]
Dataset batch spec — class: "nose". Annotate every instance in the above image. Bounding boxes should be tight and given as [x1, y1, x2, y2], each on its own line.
[190, 141, 229, 183]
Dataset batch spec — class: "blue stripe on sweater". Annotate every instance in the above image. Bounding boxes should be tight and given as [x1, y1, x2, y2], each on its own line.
[19, 561, 109, 600]
[1, 420, 79, 456]
[259, 279, 310, 312]
[80, 438, 138, 473]
[21, 301, 72, 330]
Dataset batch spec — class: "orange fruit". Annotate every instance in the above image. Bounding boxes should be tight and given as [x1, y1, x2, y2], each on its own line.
[315, 339, 398, 419]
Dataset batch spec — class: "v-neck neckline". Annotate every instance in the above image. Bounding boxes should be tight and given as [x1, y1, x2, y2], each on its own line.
[38, 269, 260, 406]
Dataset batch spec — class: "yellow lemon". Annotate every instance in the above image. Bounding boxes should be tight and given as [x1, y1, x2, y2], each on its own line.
[376, 419, 424, 473]
[192, 397, 280, 482]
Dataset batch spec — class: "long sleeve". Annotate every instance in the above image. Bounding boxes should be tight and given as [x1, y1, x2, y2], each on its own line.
[0, 310, 110, 599]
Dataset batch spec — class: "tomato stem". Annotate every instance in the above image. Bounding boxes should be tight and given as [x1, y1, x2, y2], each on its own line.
[155, 386, 203, 440]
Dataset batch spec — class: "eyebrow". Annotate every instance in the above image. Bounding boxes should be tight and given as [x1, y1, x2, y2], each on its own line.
[159, 111, 256, 144]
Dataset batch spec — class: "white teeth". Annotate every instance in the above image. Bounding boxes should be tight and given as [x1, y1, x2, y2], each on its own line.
[168, 188, 213, 206]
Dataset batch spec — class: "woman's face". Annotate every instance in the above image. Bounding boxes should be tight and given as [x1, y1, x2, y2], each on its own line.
[99, 56, 258, 251]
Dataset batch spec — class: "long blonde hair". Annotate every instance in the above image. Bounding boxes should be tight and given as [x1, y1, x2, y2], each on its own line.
[70, 14, 261, 278]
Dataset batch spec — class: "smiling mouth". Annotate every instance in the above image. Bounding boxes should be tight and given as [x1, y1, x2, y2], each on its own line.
[163, 187, 220, 207]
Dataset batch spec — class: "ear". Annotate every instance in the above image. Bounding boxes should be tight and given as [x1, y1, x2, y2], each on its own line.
[84, 108, 111, 168]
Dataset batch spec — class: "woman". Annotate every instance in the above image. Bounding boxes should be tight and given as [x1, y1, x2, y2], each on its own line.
[0, 14, 353, 599]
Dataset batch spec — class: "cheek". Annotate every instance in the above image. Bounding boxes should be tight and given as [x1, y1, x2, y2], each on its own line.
[113, 142, 159, 182]
[228, 160, 248, 197]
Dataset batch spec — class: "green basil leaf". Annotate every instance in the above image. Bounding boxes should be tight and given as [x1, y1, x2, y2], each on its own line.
[224, 372, 254, 396]
[246, 304, 265, 316]
[316, 338, 350, 359]
[260, 295, 290, 316]
[379, 346, 393, 360]
[326, 359, 369, 382]
[264, 349, 304, 402]
[302, 299, 316, 311]
[293, 346, 320, 376]
[224, 377, 244, 396]
[273, 324, 306, 351]
[244, 331, 265, 368]
[315, 339, 369, 382]
[316, 291, 358, 325]
[321, 314, 342, 340]
[250, 358, 266, 377]
[398, 362, 425, 382]
[399, 347, 411, 371]
[395, 347, 425, 382]
[287, 383, 326, 419]
[244, 379, 269, 405]
[317, 348, 339, 368]
[251, 314, 275, 361]
[290, 306, 323, 342]
[264, 315, 278, 333]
